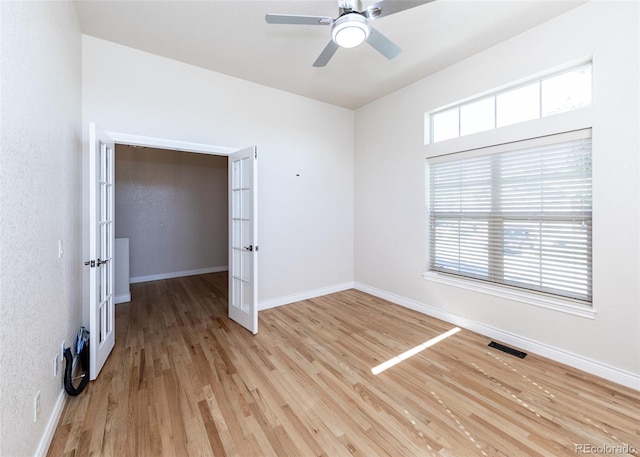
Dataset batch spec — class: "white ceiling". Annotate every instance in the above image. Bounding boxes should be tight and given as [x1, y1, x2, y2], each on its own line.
[73, 0, 584, 110]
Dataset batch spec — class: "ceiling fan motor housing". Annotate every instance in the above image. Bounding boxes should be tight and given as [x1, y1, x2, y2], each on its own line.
[338, 0, 363, 11]
[331, 13, 371, 48]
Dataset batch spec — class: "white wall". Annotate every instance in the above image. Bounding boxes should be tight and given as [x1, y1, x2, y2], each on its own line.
[82, 36, 354, 306]
[354, 2, 640, 383]
[115, 145, 228, 281]
[0, 2, 82, 456]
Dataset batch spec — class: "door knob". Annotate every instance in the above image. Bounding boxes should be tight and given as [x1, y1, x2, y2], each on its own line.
[243, 245, 253, 252]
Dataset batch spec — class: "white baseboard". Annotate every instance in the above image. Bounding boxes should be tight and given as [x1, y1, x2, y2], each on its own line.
[354, 282, 640, 391]
[34, 389, 66, 457]
[130, 266, 229, 284]
[115, 293, 131, 304]
[259, 282, 355, 311]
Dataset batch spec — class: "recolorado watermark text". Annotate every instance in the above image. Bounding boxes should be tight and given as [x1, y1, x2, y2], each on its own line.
[575, 443, 638, 454]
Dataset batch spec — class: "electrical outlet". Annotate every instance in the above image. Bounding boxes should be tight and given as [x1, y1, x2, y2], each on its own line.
[61, 341, 66, 360]
[53, 353, 58, 377]
[34, 391, 40, 422]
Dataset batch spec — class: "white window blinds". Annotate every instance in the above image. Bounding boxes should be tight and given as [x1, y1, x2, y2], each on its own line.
[427, 130, 592, 302]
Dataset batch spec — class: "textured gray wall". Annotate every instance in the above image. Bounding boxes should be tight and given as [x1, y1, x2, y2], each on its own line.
[0, 3, 82, 456]
[115, 146, 228, 280]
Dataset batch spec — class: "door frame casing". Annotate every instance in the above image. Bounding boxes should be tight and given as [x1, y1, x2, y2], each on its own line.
[106, 132, 236, 156]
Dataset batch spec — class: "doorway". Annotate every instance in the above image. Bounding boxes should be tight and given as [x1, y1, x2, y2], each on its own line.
[85, 128, 258, 381]
[102, 133, 258, 336]
[114, 144, 229, 287]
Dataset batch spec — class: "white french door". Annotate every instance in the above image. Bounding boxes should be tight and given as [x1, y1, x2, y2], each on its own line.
[87, 122, 116, 380]
[228, 146, 258, 334]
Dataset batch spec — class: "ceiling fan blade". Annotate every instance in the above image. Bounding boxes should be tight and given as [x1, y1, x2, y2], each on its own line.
[367, 27, 402, 60]
[313, 41, 340, 67]
[265, 14, 333, 25]
[365, 0, 435, 21]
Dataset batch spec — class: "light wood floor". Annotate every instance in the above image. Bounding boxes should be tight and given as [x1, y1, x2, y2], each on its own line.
[48, 272, 640, 456]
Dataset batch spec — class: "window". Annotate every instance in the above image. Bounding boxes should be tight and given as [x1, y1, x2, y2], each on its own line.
[496, 83, 540, 127]
[460, 97, 494, 136]
[432, 107, 459, 143]
[427, 130, 592, 303]
[428, 63, 592, 143]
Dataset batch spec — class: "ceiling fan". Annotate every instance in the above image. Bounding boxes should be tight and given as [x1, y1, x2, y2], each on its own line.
[265, 0, 435, 67]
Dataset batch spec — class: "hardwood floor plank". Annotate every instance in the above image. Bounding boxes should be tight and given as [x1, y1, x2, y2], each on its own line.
[198, 399, 227, 456]
[48, 272, 640, 456]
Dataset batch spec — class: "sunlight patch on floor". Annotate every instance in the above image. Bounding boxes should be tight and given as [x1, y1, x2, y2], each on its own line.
[371, 327, 461, 375]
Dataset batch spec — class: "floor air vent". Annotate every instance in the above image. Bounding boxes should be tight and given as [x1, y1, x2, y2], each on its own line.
[488, 341, 527, 359]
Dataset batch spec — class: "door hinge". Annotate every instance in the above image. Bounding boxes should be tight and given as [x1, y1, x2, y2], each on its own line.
[255, 150, 257, 159]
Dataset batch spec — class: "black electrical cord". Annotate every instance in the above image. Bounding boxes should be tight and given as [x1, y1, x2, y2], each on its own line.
[63, 347, 89, 396]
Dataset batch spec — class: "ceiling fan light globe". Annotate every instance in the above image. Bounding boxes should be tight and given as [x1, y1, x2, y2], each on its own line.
[334, 26, 367, 48]
[331, 13, 370, 48]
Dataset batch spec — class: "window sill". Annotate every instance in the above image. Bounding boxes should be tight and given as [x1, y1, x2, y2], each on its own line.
[422, 271, 596, 319]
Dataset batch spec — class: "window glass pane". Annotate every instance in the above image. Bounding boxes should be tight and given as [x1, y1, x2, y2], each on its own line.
[430, 156, 492, 214]
[542, 65, 592, 116]
[496, 82, 540, 127]
[432, 219, 489, 278]
[432, 107, 459, 143]
[503, 221, 541, 286]
[460, 97, 495, 136]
